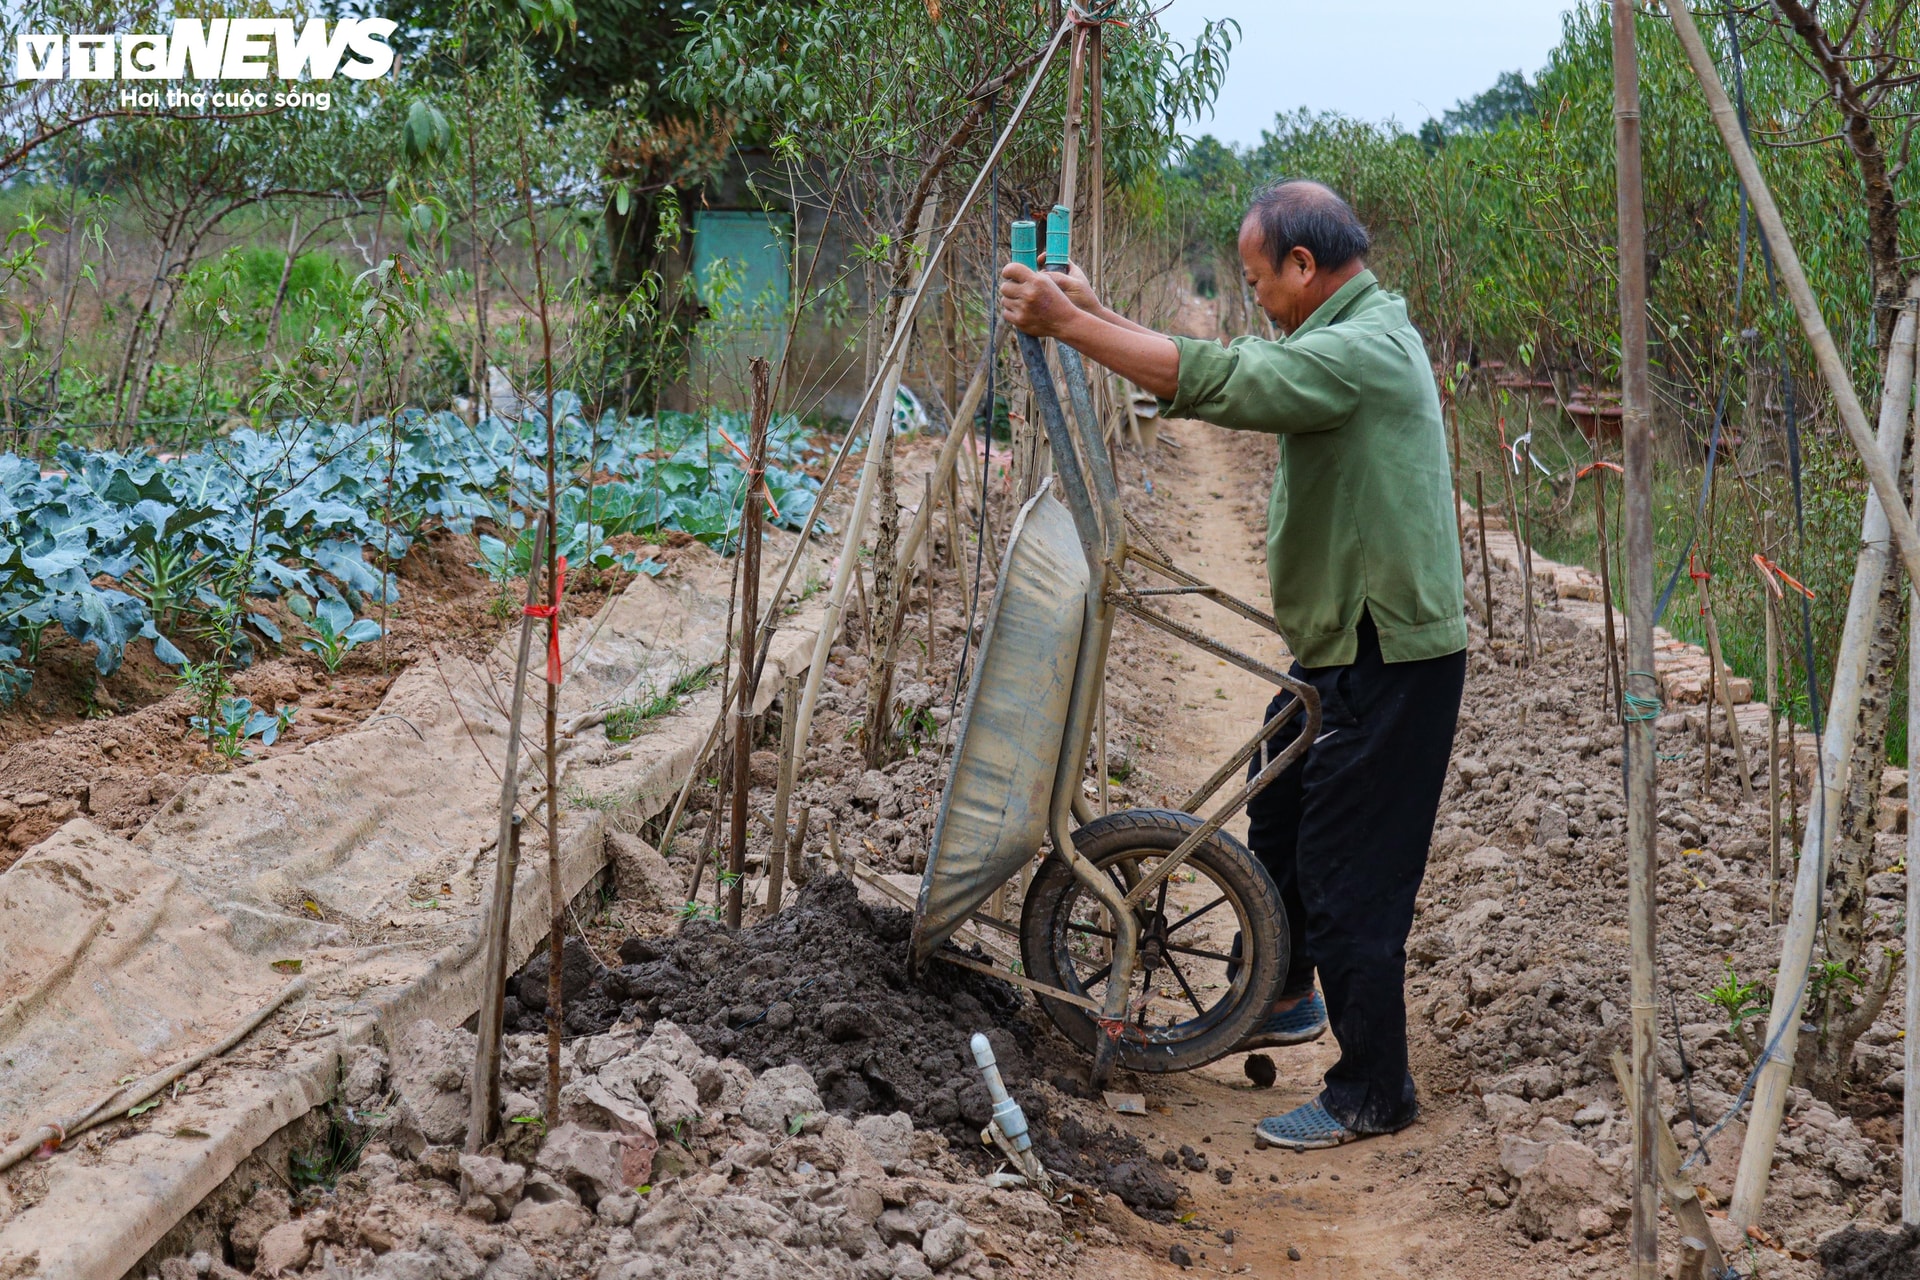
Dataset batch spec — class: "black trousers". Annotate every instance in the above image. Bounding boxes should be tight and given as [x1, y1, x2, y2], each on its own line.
[1246, 611, 1465, 1133]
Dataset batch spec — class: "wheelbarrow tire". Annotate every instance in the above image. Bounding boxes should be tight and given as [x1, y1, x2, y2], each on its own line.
[1019, 807, 1287, 1074]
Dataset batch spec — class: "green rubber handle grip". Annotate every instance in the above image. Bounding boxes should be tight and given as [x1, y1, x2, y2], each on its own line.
[1011, 220, 1038, 272]
[1045, 204, 1071, 272]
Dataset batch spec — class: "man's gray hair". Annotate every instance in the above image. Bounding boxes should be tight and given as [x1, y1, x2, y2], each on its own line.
[1245, 180, 1371, 273]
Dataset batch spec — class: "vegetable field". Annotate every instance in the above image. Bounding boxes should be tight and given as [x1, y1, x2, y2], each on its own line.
[0, 405, 821, 703]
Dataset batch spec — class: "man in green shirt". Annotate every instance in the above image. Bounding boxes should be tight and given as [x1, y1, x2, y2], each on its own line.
[1000, 180, 1466, 1150]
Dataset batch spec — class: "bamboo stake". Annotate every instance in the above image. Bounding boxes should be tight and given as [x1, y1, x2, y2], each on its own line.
[729, 359, 771, 929]
[1476, 471, 1494, 641]
[1726, 289, 1919, 1226]
[1666, 0, 1920, 623]
[1495, 407, 1526, 666]
[1701, 586, 1716, 795]
[768, 671, 801, 915]
[1594, 468, 1621, 720]
[1088, 26, 1112, 441]
[1518, 404, 1538, 663]
[516, 127, 565, 1125]
[1609, 1052, 1729, 1279]
[1609, 6, 1661, 1274]
[469, 517, 547, 1152]
[945, 468, 971, 604]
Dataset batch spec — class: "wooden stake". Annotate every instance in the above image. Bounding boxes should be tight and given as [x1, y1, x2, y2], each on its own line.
[1760, 553, 1781, 927]
[1609, 5, 1662, 1272]
[729, 359, 771, 929]
[1476, 470, 1494, 641]
[768, 672, 801, 916]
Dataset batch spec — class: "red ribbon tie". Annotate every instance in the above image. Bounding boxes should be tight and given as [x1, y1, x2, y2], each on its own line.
[523, 555, 568, 685]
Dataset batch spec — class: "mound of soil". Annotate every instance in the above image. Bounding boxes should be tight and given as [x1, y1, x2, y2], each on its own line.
[504, 874, 1182, 1214]
[1821, 1225, 1920, 1280]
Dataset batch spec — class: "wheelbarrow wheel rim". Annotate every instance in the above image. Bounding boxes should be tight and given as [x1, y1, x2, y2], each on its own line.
[1018, 807, 1288, 1074]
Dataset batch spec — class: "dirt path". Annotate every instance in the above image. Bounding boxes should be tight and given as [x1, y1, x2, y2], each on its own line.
[1076, 416, 1477, 1279]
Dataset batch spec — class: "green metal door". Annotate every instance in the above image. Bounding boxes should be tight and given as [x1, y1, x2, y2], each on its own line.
[691, 211, 791, 407]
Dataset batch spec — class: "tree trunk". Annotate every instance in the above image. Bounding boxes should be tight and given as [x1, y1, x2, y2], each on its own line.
[1816, 423, 1914, 1094]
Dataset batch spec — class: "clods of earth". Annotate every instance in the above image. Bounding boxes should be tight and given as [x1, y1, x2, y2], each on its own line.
[501, 874, 1180, 1215]
[145, 999, 1140, 1280]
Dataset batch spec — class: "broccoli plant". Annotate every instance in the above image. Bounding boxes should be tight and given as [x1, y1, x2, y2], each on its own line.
[291, 595, 383, 671]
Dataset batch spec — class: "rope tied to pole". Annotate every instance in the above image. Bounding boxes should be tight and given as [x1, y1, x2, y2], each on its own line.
[522, 555, 568, 685]
[1622, 670, 1664, 724]
[1068, 0, 1126, 27]
[1752, 553, 1814, 601]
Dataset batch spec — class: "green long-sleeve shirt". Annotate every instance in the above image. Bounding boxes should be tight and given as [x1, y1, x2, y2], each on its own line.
[1162, 269, 1467, 667]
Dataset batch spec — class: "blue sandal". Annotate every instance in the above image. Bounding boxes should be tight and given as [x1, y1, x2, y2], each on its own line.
[1255, 1099, 1359, 1150]
[1237, 990, 1329, 1049]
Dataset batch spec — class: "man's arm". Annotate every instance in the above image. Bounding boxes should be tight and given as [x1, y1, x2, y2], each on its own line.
[999, 264, 1180, 399]
[1001, 263, 1358, 434]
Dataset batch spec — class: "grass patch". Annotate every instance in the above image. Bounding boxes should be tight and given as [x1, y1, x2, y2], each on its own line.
[604, 664, 717, 743]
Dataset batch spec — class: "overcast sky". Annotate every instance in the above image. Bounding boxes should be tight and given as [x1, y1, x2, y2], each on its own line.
[1154, 1, 1575, 147]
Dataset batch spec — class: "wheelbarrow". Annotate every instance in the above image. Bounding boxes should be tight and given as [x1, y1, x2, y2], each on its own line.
[909, 207, 1320, 1088]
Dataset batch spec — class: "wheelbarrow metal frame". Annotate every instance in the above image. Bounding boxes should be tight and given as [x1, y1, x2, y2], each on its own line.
[917, 323, 1320, 1084]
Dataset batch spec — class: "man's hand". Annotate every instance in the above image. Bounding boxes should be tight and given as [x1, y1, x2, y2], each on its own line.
[998, 262, 1183, 402]
[999, 263, 1082, 339]
[1047, 260, 1103, 315]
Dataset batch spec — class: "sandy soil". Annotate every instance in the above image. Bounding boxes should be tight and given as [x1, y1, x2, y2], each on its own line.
[0, 528, 663, 869]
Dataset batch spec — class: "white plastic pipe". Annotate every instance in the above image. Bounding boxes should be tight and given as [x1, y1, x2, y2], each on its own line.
[969, 1031, 1033, 1157]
